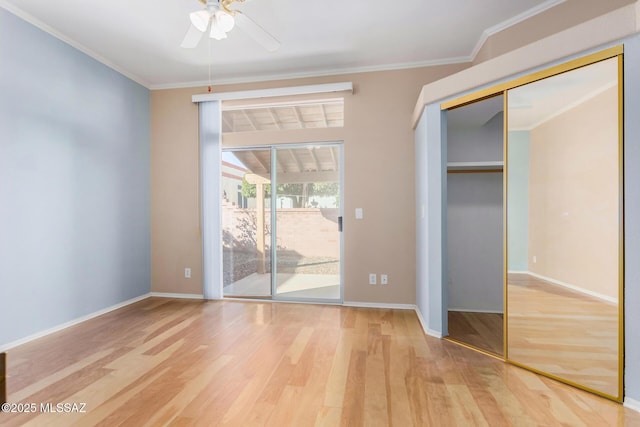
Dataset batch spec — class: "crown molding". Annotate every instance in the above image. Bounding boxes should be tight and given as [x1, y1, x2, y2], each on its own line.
[0, 0, 151, 89]
[469, 0, 567, 60]
[148, 56, 471, 90]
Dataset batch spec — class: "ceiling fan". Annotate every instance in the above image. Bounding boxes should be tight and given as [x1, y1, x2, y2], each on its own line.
[181, 0, 280, 51]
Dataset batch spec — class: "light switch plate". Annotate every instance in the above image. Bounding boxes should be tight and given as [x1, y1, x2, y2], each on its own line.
[355, 208, 363, 219]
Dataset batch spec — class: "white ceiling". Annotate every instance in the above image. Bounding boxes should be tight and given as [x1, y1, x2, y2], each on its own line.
[0, 0, 565, 88]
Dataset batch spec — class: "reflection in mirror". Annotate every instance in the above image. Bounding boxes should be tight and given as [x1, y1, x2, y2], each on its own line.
[446, 95, 504, 356]
[507, 57, 621, 398]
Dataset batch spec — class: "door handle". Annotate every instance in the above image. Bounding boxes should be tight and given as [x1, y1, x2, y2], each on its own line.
[338, 216, 343, 232]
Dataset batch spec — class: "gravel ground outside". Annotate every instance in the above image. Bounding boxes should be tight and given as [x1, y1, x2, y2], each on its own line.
[223, 248, 339, 285]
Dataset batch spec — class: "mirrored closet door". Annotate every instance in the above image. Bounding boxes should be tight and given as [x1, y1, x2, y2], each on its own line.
[440, 47, 623, 402]
[506, 55, 623, 400]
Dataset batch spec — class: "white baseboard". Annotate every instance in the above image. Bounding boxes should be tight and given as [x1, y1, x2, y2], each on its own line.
[448, 308, 504, 314]
[507, 270, 529, 275]
[525, 271, 617, 304]
[223, 297, 340, 306]
[342, 301, 416, 310]
[150, 292, 204, 300]
[0, 293, 151, 353]
[624, 397, 640, 413]
[414, 306, 443, 338]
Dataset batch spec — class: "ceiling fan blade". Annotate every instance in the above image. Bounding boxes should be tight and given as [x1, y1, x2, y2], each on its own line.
[234, 12, 280, 52]
[181, 24, 206, 48]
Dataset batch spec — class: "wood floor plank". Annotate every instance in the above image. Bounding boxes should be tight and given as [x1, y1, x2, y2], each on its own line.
[363, 324, 388, 427]
[448, 311, 504, 356]
[2, 297, 639, 426]
[339, 349, 367, 427]
[314, 406, 341, 427]
[284, 329, 340, 427]
[445, 384, 490, 427]
[386, 336, 413, 427]
[323, 332, 353, 409]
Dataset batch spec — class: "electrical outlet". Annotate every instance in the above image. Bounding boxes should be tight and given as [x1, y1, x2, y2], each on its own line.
[533, 256, 537, 264]
[369, 273, 377, 285]
[185, 268, 191, 279]
[380, 274, 388, 285]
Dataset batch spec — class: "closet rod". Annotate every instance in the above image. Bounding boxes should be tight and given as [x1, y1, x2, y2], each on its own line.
[447, 170, 503, 174]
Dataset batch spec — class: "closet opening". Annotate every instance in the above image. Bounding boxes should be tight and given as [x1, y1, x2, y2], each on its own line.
[444, 94, 505, 358]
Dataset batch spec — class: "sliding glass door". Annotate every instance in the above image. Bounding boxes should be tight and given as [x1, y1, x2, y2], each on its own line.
[222, 143, 343, 302]
[273, 145, 342, 301]
[222, 149, 272, 298]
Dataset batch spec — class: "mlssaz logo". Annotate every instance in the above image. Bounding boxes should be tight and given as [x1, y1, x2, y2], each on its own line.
[40, 402, 87, 413]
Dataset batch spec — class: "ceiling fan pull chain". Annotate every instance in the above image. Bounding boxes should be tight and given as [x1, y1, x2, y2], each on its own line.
[208, 38, 213, 93]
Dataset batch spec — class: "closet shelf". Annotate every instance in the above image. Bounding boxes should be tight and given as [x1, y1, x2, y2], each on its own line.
[447, 161, 504, 172]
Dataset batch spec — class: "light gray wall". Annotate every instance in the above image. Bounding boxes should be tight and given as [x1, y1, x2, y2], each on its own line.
[0, 9, 150, 347]
[446, 112, 504, 312]
[415, 109, 428, 328]
[415, 104, 447, 336]
[507, 131, 530, 271]
[447, 112, 504, 163]
[447, 173, 503, 312]
[624, 34, 640, 402]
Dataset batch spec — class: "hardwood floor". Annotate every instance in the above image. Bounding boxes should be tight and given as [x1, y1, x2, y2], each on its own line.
[447, 311, 504, 356]
[508, 273, 620, 398]
[2, 298, 639, 426]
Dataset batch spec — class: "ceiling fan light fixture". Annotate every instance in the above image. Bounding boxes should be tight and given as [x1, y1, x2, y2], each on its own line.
[210, 24, 228, 40]
[181, 0, 279, 51]
[214, 10, 235, 33]
[189, 10, 210, 32]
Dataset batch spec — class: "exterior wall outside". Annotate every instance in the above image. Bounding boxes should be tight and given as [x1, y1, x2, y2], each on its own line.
[222, 161, 248, 208]
[223, 206, 340, 258]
